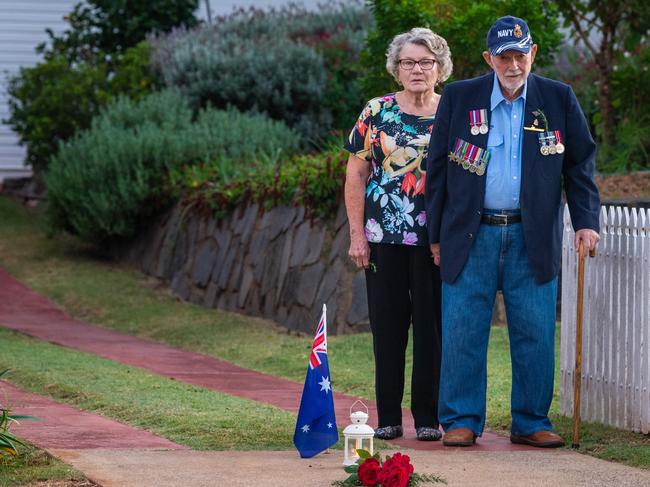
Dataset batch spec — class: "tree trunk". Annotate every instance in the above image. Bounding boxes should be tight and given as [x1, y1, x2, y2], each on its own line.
[595, 16, 617, 147]
[596, 63, 615, 147]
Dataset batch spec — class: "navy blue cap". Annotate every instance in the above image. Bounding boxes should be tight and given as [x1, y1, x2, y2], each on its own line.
[486, 16, 533, 55]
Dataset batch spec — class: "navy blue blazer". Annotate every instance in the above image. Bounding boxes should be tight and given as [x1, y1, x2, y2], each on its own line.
[425, 72, 600, 284]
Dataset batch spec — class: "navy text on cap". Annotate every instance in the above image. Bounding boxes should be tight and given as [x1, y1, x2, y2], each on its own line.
[487, 15, 533, 55]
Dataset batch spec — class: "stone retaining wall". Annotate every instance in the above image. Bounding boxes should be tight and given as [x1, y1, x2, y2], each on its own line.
[117, 202, 370, 335]
[115, 200, 513, 334]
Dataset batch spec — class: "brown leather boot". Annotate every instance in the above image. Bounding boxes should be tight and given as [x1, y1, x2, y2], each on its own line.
[442, 427, 477, 447]
[510, 430, 565, 448]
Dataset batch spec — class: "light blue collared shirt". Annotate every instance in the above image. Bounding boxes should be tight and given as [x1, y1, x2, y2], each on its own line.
[483, 74, 527, 210]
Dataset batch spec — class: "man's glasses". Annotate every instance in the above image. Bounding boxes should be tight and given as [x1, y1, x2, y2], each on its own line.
[399, 59, 437, 70]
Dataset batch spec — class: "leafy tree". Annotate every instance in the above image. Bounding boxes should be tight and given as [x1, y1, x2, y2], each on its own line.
[360, 0, 562, 99]
[40, 0, 198, 62]
[550, 0, 650, 147]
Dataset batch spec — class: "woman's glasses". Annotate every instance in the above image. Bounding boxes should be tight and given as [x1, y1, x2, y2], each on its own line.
[398, 59, 437, 70]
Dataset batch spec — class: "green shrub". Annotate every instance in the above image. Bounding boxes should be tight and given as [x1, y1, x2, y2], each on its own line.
[176, 144, 347, 220]
[46, 90, 300, 243]
[5, 42, 158, 172]
[151, 2, 370, 142]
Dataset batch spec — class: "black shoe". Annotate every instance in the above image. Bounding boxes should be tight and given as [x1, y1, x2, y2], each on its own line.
[415, 426, 442, 441]
[374, 425, 403, 440]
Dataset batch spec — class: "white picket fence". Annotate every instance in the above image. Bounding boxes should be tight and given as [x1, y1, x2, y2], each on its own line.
[560, 204, 650, 433]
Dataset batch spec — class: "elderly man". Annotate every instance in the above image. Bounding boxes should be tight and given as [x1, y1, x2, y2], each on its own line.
[425, 16, 600, 447]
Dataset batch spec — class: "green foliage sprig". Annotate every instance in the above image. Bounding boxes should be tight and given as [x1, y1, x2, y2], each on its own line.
[0, 370, 36, 457]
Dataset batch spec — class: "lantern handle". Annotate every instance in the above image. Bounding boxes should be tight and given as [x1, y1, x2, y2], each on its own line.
[349, 399, 368, 415]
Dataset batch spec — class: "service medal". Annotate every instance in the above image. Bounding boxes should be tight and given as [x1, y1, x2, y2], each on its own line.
[479, 109, 488, 134]
[554, 130, 565, 154]
[469, 164, 476, 173]
[476, 165, 485, 176]
[538, 132, 550, 156]
[469, 110, 480, 136]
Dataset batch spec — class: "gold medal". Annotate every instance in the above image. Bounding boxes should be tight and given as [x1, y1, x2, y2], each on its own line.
[476, 165, 485, 176]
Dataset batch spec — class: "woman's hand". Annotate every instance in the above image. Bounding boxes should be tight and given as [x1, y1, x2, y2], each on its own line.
[349, 234, 371, 269]
[344, 153, 372, 269]
[430, 243, 440, 266]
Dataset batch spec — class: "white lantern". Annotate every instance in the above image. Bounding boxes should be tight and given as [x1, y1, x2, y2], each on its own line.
[342, 400, 374, 466]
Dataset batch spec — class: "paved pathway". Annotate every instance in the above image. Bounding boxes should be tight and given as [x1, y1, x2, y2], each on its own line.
[3, 267, 650, 486]
[0, 266, 524, 451]
[48, 449, 650, 487]
[3, 382, 186, 451]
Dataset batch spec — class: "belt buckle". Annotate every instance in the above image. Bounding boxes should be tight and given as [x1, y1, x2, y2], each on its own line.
[494, 214, 509, 226]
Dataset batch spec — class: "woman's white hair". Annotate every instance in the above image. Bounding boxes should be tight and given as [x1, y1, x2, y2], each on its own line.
[386, 27, 453, 85]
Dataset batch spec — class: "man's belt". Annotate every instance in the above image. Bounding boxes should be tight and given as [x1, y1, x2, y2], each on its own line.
[480, 213, 522, 226]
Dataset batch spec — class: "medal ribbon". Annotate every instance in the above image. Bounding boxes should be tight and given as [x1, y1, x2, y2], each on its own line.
[460, 141, 470, 161]
[468, 144, 479, 164]
[554, 130, 562, 144]
[479, 109, 487, 127]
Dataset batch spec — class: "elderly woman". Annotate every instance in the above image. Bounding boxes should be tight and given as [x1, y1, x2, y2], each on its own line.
[343, 28, 452, 441]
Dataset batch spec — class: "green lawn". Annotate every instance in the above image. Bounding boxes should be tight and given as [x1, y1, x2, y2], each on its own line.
[0, 330, 298, 451]
[0, 196, 648, 470]
[0, 446, 89, 487]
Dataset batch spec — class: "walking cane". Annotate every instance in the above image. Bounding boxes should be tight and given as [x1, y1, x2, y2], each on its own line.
[572, 241, 595, 449]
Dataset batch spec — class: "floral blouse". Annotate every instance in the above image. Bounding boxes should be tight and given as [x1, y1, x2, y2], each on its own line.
[344, 93, 434, 246]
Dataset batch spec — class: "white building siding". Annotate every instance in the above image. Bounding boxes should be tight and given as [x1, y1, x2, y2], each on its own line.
[0, 0, 77, 181]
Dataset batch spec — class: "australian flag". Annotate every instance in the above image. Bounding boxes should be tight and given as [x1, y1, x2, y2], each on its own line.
[293, 304, 338, 458]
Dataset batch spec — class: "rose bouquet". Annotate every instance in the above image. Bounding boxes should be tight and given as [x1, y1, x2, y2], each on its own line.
[334, 449, 446, 487]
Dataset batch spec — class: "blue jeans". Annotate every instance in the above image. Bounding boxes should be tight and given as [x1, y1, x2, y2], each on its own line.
[439, 218, 557, 436]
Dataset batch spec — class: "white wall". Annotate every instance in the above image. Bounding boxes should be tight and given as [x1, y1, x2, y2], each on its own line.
[0, 0, 78, 181]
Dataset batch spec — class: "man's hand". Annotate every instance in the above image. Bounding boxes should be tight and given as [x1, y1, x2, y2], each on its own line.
[430, 243, 441, 266]
[349, 235, 371, 269]
[575, 229, 599, 258]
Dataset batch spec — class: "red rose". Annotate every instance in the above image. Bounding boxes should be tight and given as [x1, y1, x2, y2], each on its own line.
[382, 453, 414, 474]
[358, 458, 381, 487]
[378, 464, 411, 487]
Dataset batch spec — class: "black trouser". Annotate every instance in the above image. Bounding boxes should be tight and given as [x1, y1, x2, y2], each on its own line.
[365, 243, 442, 428]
